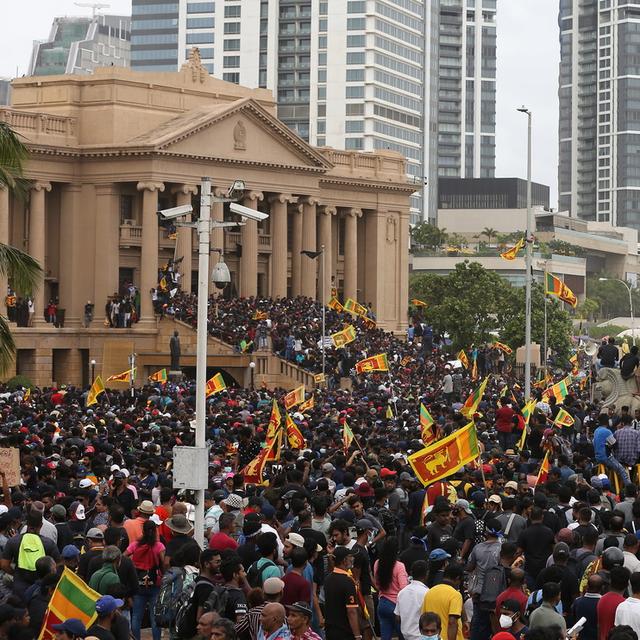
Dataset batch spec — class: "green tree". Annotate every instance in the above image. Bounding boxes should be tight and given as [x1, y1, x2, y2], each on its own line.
[481, 227, 497, 245]
[576, 297, 599, 321]
[586, 275, 640, 320]
[0, 123, 43, 373]
[410, 222, 447, 251]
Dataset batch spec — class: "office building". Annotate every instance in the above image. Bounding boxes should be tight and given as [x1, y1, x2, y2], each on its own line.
[438, 177, 550, 210]
[131, 0, 497, 224]
[559, 0, 640, 230]
[28, 14, 130, 76]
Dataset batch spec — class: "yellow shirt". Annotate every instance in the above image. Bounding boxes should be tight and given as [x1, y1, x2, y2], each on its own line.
[421, 583, 463, 640]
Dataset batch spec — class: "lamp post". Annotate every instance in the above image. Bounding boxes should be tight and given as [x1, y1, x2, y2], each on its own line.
[599, 277, 635, 344]
[517, 106, 533, 398]
[90, 359, 96, 384]
[301, 245, 326, 380]
[249, 361, 256, 390]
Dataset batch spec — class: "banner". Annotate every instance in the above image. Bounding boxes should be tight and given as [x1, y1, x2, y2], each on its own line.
[328, 298, 344, 313]
[408, 422, 479, 487]
[355, 353, 389, 374]
[535, 451, 550, 487]
[243, 439, 276, 485]
[343, 421, 355, 454]
[298, 395, 314, 413]
[331, 325, 356, 348]
[493, 341, 513, 355]
[410, 298, 427, 307]
[420, 404, 436, 446]
[284, 385, 305, 409]
[542, 376, 571, 403]
[554, 407, 575, 427]
[545, 272, 578, 307]
[267, 399, 281, 439]
[457, 350, 469, 369]
[344, 298, 368, 317]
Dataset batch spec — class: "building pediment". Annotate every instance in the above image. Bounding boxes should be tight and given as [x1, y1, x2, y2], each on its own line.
[128, 98, 332, 172]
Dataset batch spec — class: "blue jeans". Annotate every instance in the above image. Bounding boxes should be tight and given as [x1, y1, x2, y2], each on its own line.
[377, 596, 401, 640]
[131, 586, 160, 640]
[604, 455, 631, 485]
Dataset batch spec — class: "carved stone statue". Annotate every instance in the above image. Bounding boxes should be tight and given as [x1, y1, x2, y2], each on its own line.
[170, 330, 181, 371]
[234, 120, 247, 150]
[593, 366, 640, 414]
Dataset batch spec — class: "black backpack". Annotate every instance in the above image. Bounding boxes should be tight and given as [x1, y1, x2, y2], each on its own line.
[155, 567, 198, 629]
[478, 564, 507, 611]
[202, 585, 229, 618]
[246, 559, 277, 588]
[173, 576, 213, 639]
[368, 506, 397, 537]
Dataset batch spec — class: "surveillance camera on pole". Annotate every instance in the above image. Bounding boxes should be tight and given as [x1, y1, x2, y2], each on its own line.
[230, 202, 269, 222]
[211, 257, 231, 290]
[156, 204, 194, 221]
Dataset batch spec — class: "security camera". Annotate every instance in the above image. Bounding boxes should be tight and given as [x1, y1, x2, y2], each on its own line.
[230, 202, 269, 222]
[211, 259, 231, 289]
[226, 179, 246, 199]
[157, 204, 193, 221]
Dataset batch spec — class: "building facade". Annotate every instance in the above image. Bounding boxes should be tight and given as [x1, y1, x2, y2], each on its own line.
[0, 62, 411, 385]
[131, 0, 497, 224]
[28, 14, 131, 76]
[558, 0, 640, 230]
[438, 177, 550, 210]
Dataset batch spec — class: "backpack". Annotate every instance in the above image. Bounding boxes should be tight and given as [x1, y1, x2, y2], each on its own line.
[173, 576, 212, 639]
[17, 533, 45, 572]
[478, 564, 507, 611]
[368, 506, 398, 537]
[567, 549, 594, 581]
[473, 518, 486, 545]
[246, 559, 277, 589]
[202, 584, 229, 617]
[155, 567, 198, 629]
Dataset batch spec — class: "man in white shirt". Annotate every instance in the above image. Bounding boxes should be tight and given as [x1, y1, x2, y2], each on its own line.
[394, 560, 429, 640]
[623, 534, 640, 574]
[204, 490, 225, 538]
[615, 571, 640, 637]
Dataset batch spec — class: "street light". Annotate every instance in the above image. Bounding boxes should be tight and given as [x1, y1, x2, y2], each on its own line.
[301, 245, 326, 380]
[90, 359, 96, 384]
[599, 277, 635, 344]
[517, 106, 533, 398]
[249, 361, 256, 390]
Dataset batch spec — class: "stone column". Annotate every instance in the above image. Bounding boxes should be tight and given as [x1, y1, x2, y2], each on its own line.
[59, 183, 84, 325]
[29, 182, 51, 324]
[137, 181, 164, 322]
[343, 208, 361, 301]
[93, 184, 120, 321]
[318, 205, 336, 304]
[173, 184, 198, 294]
[268, 193, 292, 298]
[290, 204, 303, 296]
[0, 188, 8, 317]
[240, 191, 263, 298]
[299, 197, 319, 298]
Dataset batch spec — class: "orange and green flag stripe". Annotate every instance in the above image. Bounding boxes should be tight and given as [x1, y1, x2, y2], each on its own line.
[460, 376, 489, 419]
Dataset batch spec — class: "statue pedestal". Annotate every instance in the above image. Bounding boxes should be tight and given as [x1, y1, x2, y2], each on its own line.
[169, 370, 183, 382]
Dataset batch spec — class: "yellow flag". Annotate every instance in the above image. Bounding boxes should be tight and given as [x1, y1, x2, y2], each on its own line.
[86, 376, 105, 407]
[500, 237, 525, 261]
[386, 405, 394, 419]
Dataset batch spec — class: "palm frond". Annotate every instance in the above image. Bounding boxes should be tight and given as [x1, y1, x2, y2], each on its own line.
[0, 314, 16, 375]
[0, 122, 27, 191]
[0, 244, 42, 295]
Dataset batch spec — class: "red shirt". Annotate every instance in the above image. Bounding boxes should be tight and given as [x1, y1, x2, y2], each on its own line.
[495, 587, 528, 617]
[209, 532, 239, 552]
[282, 571, 312, 606]
[495, 406, 515, 433]
[597, 592, 625, 640]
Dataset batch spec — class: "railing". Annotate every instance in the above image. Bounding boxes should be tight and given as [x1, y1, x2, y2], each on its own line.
[120, 225, 176, 248]
[279, 358, 317, 388]
[0, 108, 76, 141]
[321, 148, 407, 180]
[224, 232, 272, 251]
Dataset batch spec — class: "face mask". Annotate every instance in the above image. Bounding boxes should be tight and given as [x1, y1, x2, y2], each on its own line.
[499, 614, 514, 629]
[421, 636, 439, 640]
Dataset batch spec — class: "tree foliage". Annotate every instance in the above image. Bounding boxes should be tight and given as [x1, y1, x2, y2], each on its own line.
[410, 261, 573, 357]
[586, 275, 639, 320]
[410, 222, 447, 251]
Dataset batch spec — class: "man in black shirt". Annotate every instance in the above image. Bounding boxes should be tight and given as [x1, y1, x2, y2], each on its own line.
[620, 345, 640, 381]
[516, 506, 555, 588]
[89, 595, 124, 640]
[324, 547, 360, 640]
[399, 526, 429, 574]
[426, 502, 453, 552]
[598, 337, 619, 368]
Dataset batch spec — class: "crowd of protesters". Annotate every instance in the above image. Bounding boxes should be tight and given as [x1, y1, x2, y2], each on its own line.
[2, 296, 640, 640]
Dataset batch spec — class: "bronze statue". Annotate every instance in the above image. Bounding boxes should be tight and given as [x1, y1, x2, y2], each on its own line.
[170, 330, 181, 370]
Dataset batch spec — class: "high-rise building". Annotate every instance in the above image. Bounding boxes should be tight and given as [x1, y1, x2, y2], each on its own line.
[130, 0, 497, 223]
[29, 15, 130, 76]
[559, 0, 640, 230]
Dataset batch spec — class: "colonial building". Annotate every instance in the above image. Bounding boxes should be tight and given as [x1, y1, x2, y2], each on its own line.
[0, 54, 412, 386]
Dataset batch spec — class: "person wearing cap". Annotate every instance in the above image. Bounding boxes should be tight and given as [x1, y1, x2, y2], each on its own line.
[163, 514, 196, 568]
[282, 547, 311, 607]
[495, 598, 527, 639]
[89, 595, 125, 640]
[452, 500, 476, 561]
[89, 546, 123, 595]
[78, 528, 105, 581]
[535, 542, 579, 614]
[0, 510, 60, 599]
[52, 618, 88, 640]
[235, 576, 284, 640]
[351, 518, 375, 628]
[324, 546, 360, 640]
[62, 544, 81, 572]
[287, 601, 320, 640]
[486, 494, 503, 517]
[394, 560, 429, 640]
[122, 501, 155, 547]
[111, 472, 136, 520]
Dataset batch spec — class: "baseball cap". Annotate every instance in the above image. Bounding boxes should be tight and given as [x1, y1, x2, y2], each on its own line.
[553, 542, 570, 561]
[286, 602, 313, 618]
[51, 504, 66, 519]
[355, 518, 374, 532]
[333, 546, 356, 563]
[78, 479, 95, 489]
[455, 499, 473, 515]
[488, 494, 503, 505]
[322, 463, 335, 473]
[380, 468, 397, 478]
[355, 482, 374, 498]
[429, 548, 451, 561]
[86, 528, 104, 540]
[263, 577, 284, 595]
[95, 595, 124, 615]
[222, 494, 244, 510]
[51, 619, 87, 638]
[504, 481, 518, 492]
[286, 533, 305, 548]
[62, 545, 81, 559]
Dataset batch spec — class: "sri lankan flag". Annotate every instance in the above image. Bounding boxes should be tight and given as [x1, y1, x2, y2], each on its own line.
[106, 368, 135, 383]
[252, 310, 268, 320]
[343, 420, 355, 454]
[535, 451, 551, 487]
[411, 298, 427, 307]
[386, 405, 394, 419]
[148, 369, 167, 384]
[328, 298, 344, 313]
[408, 422, 479, 486]
[543, 376, 571, 402]
[534, 371, 553, 389]
[420, 403, 436, 446]
[355, 353, 389, 374]
[159, 276, 168, 291]
[286, 413, 306, 449]
[205, 373, 226, 396]
[494, 341, 513, 355]
[38, 568, 99, 640]
[331, 325, 356, 348]
[569, 353, 579, 375]
[313, 373, 326, 384]
[500, 237, 526, 261]
[400, 355, 413, 366]
[471, 353, 478, 381]
[361, 316, 377, 330]
[267, 398, 281, 439]
[545, 272, 577, 307]
[265, 427, 283, 463]
[344, 298, 368, 317]
[516, 399, 537, 450]
[23, 388, 31, 403]
[554, 407, 575, 427]
[299, 395, 315, 413]
[458, 350, 469, 369]
[86, 376, 105, 407]
[460, 376, 489, 419]
[243, 439, 276, 485]
[284, 385, 305, 409]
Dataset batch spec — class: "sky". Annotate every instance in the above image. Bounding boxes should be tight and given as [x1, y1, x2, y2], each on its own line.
[0, 0, 560, 206]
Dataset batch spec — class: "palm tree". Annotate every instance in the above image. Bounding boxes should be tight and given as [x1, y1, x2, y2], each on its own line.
[0, 122, 43, 373]
[481, 227, 497, 245]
